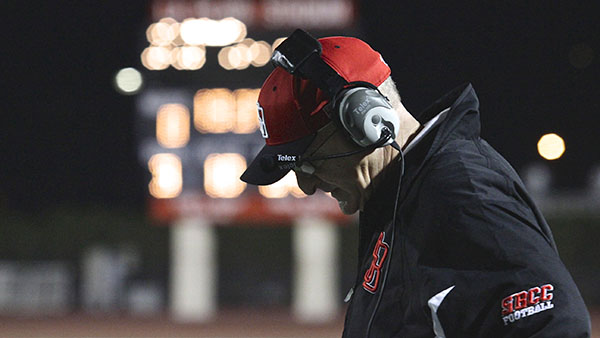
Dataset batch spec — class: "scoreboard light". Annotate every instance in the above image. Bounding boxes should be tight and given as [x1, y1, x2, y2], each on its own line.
[228, 44, 252, 70]
[194, 88, 260, 134]
[146, 19, 179, 46]
[141, 46, 171, 70]
[250, 41, 272, 67]
[179, 17, 246, 46]
[141, 17, 281, 71]
[217, 46, 235, 70]
[156, 104, 190, 148]
[194, 89, 236, 133]
[204, 153, 247, 198]
[217, 40, 273, 70]
[233, 89, 260, 133]
[171, 45, 206, 70]
[259, 172, 307, 199]
[148, 153, 183, 199]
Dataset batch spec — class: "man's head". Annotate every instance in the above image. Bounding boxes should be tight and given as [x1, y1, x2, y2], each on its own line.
[241, 33, 419, 214]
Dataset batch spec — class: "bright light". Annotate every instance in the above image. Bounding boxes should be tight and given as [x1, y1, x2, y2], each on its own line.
[228, 44, 251, 70]
[233, 89, 260, 133]
[180, 46, 206, 69]
[179, 17, 246, 46]
[218, 40, 273, 70]
[272, 37, 287, 52]
[193, 88, 261, 134]
[204, 153, 247, 198]
[194, 89, 235, 133]
[218, 46, 234, 70]
[179, 18, 207, 45]
[250, 41, 272, 67]
[240, 38, 255, 47]
[140, 17, 264, 71]
[171, 46, 206, 70]
[114, 68, 143, 95]
[156, 104, 190, 148]
[148, 153, 183, 199]
[258, 172, 306, 198]
[146, 18, 179, 46]
[537, 133, 565, 160]
[141, 46, 172, 70]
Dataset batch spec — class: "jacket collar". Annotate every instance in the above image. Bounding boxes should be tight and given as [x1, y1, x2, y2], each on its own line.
[362, 83, 481, 222]
[400, 83, 481, 193]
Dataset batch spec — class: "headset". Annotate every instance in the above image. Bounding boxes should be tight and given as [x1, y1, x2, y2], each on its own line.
[270, 29, 401, 167]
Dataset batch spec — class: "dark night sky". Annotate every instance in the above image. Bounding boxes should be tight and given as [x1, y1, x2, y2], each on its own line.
[360, 2, 600, 192]
[2, 1, 149, 211]
[1, 1, 599, 212]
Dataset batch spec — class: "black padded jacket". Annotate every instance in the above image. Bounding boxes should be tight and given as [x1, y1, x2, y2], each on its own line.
[342, 84, 591, 338]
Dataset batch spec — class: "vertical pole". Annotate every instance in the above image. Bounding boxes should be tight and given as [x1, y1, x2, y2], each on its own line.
[170, 217, 217, 322]
[293, 217, 339, 322]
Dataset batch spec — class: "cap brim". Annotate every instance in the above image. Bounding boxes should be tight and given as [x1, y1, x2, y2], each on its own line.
[240, 134, 317, 185]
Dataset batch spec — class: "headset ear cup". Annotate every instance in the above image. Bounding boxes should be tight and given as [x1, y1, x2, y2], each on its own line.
[337, 87, 400, 147]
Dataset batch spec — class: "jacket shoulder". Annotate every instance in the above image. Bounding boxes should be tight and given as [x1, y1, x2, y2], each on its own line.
[423, 137, 513, 205]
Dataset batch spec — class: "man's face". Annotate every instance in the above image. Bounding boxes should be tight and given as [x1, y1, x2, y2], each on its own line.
[293, 123, 369, 215]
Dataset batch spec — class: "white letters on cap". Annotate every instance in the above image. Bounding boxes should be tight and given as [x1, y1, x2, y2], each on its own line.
[257, 102, 269, 139]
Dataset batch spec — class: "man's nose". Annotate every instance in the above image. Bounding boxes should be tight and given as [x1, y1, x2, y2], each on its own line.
[295, 172, 317, 195]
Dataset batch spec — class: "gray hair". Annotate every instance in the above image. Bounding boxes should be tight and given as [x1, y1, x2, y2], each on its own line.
[377, 76, 402, 111]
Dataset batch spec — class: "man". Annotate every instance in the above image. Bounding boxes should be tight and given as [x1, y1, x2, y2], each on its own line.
[240, 30, 591, 337]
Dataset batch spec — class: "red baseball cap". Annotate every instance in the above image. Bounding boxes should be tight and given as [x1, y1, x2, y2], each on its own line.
[240, 35, 391, 185]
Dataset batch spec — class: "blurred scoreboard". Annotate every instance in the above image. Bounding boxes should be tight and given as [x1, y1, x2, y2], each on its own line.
[135, 0, 360, 223]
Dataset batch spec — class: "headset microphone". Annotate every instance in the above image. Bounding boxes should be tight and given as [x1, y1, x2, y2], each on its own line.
[300, 127, 398, 164]
[260, 128, 399, 172]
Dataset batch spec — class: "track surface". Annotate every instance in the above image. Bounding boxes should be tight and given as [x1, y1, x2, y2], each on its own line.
[0, 307, 597, 337]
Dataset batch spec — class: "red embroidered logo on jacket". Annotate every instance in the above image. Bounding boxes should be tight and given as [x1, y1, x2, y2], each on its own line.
[501, 284, 554, 325]
[363, 232, 389, 293]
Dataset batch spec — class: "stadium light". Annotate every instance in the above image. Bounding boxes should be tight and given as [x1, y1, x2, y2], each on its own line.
[114, 67, 143, 95]
[204, 153, 247, 198]
[156, 104, 190, 148]
[148, 153, 183, 199]
[537, 133, 565, 160]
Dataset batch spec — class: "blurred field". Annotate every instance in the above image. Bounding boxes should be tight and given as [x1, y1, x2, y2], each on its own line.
[0, 307, 597, 337]
[0, 308, 344, 338]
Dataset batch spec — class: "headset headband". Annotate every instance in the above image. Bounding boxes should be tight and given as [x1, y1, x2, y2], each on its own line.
[271, 29, 348, 99]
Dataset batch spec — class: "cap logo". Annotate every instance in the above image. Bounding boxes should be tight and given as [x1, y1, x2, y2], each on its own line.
[257, 102, 269, 139]
[277, 154, 297, 162]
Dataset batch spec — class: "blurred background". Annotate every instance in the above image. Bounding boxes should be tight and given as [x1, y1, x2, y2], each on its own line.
[1, 1, 599, 337]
